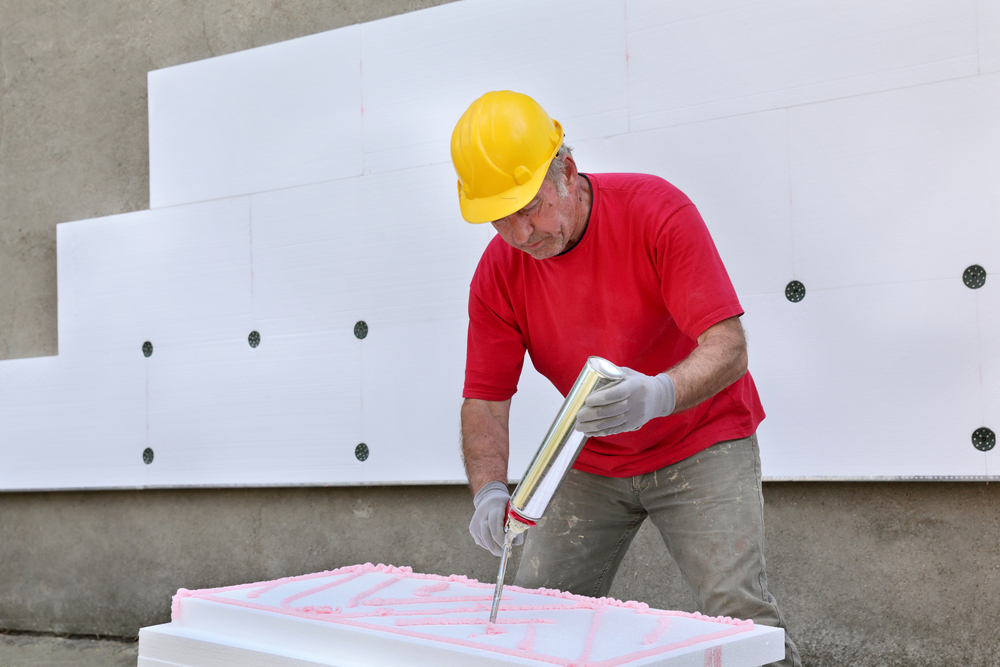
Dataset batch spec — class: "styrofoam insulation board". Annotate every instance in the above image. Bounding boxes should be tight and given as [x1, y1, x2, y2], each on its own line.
[977, 282, 1000, 477]
[57, 196, 254, 357]
[625, 0, 979, 131]
[246, 163, 482, 334]
[978, 0, 1000, 74]
[138, 566, 785, 667]
[788, 72, 1000, 291]
[28, 160, 568, 488]
[148, 0, 981, 210]
[357, 0, 629, 176]
[745, 279, 986, 479]
[143, 330, 363, 487]
[148, 26, 363, 208]
[0, 354, 146, 491]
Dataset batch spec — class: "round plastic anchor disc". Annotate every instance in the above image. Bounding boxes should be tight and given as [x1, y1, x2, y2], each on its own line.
[785, 281, 806, 303]
[972, 427, 995, 452]
[963, 265, 987, 289]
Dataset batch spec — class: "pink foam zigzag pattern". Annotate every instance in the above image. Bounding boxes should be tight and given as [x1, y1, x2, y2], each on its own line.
[171, 563, 754, 667]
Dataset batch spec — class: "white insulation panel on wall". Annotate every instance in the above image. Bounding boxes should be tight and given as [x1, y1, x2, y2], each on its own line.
[148, 27, 364, 208]
[2, 0, 999, 490]
[5, 162, 567, 488]
[977, 284, 1000, 476]
[358, 0, 628, 175]
[746, 280, 987, 479]
[145, 332, 364, 487]
[57, 197, 254, 357]
[0, 355, 146, 491]
[247, 164, 486, 334]
[625, 0, 978, 131]
[980, 0, 1000, 74]
[788, 73, 1000, 291]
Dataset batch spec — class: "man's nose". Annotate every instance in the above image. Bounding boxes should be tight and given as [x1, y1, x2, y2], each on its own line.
[511, 215, 533, 245]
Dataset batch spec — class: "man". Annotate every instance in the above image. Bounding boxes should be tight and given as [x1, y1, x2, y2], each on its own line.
[452, 90, 800, 667]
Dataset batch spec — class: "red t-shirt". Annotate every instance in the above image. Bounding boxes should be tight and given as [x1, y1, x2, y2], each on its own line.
[463, 173, 764, 477]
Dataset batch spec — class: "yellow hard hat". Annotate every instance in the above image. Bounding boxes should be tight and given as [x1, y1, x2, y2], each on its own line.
[450, 91, 564, 224]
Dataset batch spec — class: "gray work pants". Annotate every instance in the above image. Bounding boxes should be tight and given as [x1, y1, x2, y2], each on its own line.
[513, 434, 801, 667]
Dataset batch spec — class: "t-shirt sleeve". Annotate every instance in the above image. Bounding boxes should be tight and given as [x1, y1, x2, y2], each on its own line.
[463, 286, 526, 401]
[655, 203, 744, 340]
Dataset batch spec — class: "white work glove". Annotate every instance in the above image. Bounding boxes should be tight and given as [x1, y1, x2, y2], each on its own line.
[575, 367, 676, 438]
[469, 481, 523, 557]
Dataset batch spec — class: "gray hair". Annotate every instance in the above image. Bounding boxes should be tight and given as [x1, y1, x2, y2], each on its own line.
[544, 144, 574, 198]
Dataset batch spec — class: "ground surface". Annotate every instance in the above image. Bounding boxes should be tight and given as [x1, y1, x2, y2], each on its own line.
[0, 634, 137, 667]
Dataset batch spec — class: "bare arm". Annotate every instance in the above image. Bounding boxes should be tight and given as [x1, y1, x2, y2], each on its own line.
[461, 398, 512, 495]
[668, 315, 748, 412]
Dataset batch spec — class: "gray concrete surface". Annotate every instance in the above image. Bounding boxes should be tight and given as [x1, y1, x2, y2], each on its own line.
[0, 634, 137, 667]
[1, 2, 999, 666]
[0, 483, 998, 666]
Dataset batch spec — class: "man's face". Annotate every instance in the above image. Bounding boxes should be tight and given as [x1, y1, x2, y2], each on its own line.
[490, 177, 577, 260]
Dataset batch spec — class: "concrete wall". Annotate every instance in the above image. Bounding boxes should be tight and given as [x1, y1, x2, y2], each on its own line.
[0, 484, 998, 666]
[0, 2, 998, 666]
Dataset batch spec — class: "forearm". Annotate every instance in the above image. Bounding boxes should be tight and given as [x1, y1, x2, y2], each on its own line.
[460, 398, 511, 495]
[666, 316, 748, 413]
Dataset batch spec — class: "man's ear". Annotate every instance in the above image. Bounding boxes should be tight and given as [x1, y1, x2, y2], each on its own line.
[561, 154, 579, 189]
[563, 154, 579, 178]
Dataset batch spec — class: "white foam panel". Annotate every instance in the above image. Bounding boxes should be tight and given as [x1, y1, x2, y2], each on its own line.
[145, 332, 362, 487]
[358, 0, 629, 175]
[138, 616, 783, 667]
[358, 316, 467, 483]
[139, 565, 786, 667]
[138, 626, 341, 667]
[57, 197, 254, 356]
[746, 280, 985, 479]
[574, 109, 793, 297]
[788, 73, 1000, 291]
[977, 280, 1000, 475]
[979, 0, 1000, 74]
[248, 164, 487, 336]
[0, 355, 145, 490]
[626, 0, 978, 131]
[148, 27, 363, 208]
